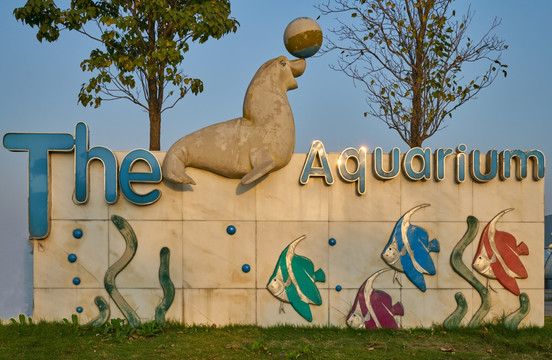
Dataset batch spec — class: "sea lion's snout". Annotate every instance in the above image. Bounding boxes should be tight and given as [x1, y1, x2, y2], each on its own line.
[290, 58, 306, 78]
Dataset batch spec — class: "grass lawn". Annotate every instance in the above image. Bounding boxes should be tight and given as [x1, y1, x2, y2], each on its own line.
[0, 316, 550, 359]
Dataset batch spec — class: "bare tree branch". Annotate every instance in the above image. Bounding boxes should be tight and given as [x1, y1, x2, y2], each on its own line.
[317, 0, 507, 147]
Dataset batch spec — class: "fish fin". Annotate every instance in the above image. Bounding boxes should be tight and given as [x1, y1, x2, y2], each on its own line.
[400, 253, 427, 291]
[391, 302, 404, 316]
[407, 228, 437, 275]
[290, 299, 313, 322]
[517, 242, 529, 255]
[293, 261, 323, 305]
[314, 268, 326, 282]
[428, 239, 440, 252]
[490, 260, 521, 296]
[494, 233, 529, 278]
[285, 284, 313, 321]
[364, 317, 377, 330]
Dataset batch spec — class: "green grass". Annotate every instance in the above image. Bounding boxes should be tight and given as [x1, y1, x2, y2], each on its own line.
[0, 316, 551, 359]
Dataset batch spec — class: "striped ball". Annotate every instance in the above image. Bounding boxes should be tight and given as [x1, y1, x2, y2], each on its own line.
[283, 17, 323, 59]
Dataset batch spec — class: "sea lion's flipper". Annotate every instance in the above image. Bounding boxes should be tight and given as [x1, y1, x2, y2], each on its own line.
[241, 149, 276, 185]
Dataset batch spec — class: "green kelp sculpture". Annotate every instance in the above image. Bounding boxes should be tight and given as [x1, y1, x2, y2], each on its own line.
[88, 215, 175, 327]
[106, 215, 141, 327]
[503, 293, 530, 330]
[155, 246, 175, 326]
[87, 296, 110, 327]
[444, 216, 489, 329]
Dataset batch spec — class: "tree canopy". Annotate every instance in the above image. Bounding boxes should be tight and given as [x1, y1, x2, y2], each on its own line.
[15, 0, 239, 150]
[318, 0, 507, 147]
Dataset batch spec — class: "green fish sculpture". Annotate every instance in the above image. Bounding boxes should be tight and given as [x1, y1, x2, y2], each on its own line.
[267, 235, 326, 322]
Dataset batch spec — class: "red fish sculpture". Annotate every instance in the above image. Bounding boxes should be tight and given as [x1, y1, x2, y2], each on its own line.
[472, 208, 529, 296]
[346, 268, 404, 329]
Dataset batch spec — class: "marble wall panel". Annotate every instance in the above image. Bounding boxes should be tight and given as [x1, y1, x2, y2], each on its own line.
[257, 289, 329, 326]
[400, 154, 473, 222]
[181, 221, 255, 289]
[327, 221, 397, 289]
[183, 289, 256, 326]
[180, 167, 256, 221]
[473, 176, 544, 223]
[256, 156, 329, 221]
[35, 220, 108, 289]
[328, 154, 401, 222]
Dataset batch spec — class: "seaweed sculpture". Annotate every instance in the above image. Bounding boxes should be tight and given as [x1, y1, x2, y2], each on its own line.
[155, 246, 175, 326]
[87, 215, 175, 327]
[444, 216, 489, 328]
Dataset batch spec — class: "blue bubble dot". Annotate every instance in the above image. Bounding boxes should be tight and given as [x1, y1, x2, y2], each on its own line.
[335, 285, 342, 292]
[242, 264, 251, 273]
[76, 307, 83, 313]
[73, 229, 83, 239]
[72, 277, 81, 286]
[226, 225, 236, 235]
[329, 238, 337, 246]
[68, 254, 77, 263]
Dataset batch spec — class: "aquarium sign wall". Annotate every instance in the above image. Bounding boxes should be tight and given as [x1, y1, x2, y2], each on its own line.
[1, 122, 546, 329]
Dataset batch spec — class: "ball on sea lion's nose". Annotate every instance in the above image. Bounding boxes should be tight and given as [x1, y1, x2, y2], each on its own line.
[283, 17, 323, 59]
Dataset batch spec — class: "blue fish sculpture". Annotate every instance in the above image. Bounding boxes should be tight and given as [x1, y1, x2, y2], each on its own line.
[267, 235, 326, 322]
[381, 204, 440, 291]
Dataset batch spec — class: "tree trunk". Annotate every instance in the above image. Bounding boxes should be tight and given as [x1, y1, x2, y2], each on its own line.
[409, 3, 429, 149]
[149, 110, 161, 151]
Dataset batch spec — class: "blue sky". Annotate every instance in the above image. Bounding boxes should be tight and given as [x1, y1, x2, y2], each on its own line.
[1, 1, 551, 317]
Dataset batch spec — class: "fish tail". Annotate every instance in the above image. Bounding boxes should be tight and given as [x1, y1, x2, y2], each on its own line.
[391, 302, 404, 316]
[517, 242, 529, 255]
[314, 268, 326, 282]
[429, 239, 440, 252]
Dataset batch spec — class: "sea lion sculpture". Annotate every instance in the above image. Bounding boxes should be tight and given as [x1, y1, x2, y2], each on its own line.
[163, 56, 306, 185]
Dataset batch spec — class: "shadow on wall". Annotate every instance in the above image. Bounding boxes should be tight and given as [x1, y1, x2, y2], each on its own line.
[0, 238, 33, 318]
[546, 215, 552, 289]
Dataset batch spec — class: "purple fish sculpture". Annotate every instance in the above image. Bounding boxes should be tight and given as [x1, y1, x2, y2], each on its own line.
[346, 268, 404, 329]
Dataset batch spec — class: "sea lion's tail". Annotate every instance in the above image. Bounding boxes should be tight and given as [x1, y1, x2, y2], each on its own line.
[162, 144, 196, 185]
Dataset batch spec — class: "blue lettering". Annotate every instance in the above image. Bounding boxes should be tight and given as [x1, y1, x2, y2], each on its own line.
[2, 132, 74, 239]
[338, 147, 366, 195]
[119, 149, 162, 204]
[300, 140, 334, 185]
[74, 122, 118, 203]
[403, 148, 431, 180]
[373, 147, 400, 180]
[500, 149, 545, 180]
[470, 150, 498, 182]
